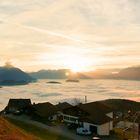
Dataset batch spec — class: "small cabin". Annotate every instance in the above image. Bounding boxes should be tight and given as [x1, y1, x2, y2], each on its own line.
[29, 102, 58, 122]
[5, 98, 31, 114]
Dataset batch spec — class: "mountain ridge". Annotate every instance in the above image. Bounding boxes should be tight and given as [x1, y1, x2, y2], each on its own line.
[29, 66, 140, 80]
[0, 65, 35, 85]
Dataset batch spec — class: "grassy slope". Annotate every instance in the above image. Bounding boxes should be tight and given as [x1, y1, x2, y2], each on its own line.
[6, 118, 72, 140]
[0, 117, 39, 140]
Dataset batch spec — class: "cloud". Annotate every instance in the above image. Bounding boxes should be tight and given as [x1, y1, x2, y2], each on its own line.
[20, 25, 85, 43]
[0, 0, 140, 70]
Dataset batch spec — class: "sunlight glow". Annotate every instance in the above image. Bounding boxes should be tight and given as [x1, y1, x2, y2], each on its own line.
[65, 72, 70, 76]
[64, 57, 91, 73]
[69, 65, 86, 73]
[0, 0, 140, 71]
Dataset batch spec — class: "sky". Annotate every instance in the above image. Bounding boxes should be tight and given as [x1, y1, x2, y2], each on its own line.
[0, 0, 140, 72]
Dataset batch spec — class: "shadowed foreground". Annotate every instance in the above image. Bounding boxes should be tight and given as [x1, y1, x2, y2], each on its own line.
[0, 117, 39, 140]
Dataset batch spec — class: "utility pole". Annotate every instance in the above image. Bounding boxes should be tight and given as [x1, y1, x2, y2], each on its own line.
[85, 96, 87, 103]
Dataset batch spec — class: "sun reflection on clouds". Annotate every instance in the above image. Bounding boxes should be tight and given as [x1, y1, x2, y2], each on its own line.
[38, 46, 98, 72]
[0, 0, 140, 71]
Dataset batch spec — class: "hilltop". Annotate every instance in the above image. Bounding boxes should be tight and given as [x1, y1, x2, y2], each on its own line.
[116, 66, 140, 80]
[0, 117, 38, 140]
[99, 99, 140, 112]
[0, 63, 35, 85]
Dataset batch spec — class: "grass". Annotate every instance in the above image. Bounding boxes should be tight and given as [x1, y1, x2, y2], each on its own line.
[6, 117, 72, 140]
[0, 117, 39, 140]
[113, 128, 137, 140]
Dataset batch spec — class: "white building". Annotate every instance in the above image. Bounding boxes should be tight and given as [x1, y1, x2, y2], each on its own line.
[62, 102, 113, 136]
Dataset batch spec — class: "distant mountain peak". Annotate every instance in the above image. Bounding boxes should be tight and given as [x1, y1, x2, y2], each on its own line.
[0, 64, 35, 85]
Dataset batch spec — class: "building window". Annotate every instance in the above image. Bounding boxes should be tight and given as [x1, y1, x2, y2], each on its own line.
[70, 118, 77, 122]
[64, 116, 69, 120]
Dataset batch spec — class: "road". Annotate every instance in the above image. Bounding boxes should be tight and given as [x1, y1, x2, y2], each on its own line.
[5, 115, 121, 140]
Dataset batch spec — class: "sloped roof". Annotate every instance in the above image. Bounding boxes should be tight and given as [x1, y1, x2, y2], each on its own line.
[78, 101, 112, 115]
[80, 113, 112, 125]
[7, 99, 31, 109]
[79, 102, 113, 124]
[63, 101, 113, 125]
[32, 102, 58, 117]
[63, 106, 87, 117]
[56, 102, 73, 111]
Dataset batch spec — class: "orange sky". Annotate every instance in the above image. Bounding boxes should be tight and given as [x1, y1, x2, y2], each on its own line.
[0, 0, 140, 72]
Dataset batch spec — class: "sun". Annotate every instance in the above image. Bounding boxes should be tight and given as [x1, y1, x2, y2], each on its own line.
[62, 55, 92, 73]
[66, 60, 90, 73]
[65, 72, 70, 76]
[70, 65, 85, 73]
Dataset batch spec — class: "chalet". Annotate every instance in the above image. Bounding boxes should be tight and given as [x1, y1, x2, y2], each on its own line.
[56, 102, 73, 111]
[29, 102, 58, 121]
[55, 102, 73, 121]
[5, 99, 31, 113]
[62, 102, 113, 136]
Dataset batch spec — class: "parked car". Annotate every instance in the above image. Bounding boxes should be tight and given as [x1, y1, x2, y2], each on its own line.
[76, 127, 91, 135]
[92, 137, 101, 140]
[13, 110, 23, 115]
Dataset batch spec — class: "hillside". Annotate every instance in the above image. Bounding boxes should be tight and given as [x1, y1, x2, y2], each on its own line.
[7, 118, 72, 140]
[0, 63, 35, 85]
[0, 117, 39, 140]
[100, 99, 140, 112]
[117, 67, 140, 80]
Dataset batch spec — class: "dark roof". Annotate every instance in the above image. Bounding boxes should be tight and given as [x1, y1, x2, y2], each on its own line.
[32, 102, 58, 118]
[78, 101, 112, 115]
[56, 102, 73, 111]
[80, 113, 112, 125]
[63, 101, 113, 125]
[7, 99, 31, 109]
[79, 102, 113, 125]
[63, 106, 87, 117]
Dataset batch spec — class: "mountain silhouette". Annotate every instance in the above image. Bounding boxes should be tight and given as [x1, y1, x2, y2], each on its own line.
[0, 64, 35, 85]
[30, 69, 70, 79]
[29, 69, 90, 79]
[117, 66, 140, 80]
[29, 66, 140, 81]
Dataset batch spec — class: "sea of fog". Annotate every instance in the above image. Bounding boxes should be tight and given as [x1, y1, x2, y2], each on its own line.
[0, 79, 140, 110]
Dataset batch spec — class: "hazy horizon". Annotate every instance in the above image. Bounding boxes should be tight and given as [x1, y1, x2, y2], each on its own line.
[0, 62, 139, 73]
[0, 0, 140, 72]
